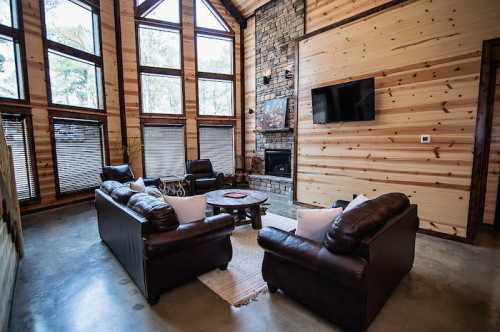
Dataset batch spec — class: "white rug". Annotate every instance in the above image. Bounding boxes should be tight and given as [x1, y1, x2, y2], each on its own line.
[198, 213, 297, 306]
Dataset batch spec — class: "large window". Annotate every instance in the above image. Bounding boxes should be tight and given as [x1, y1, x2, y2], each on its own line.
[1, 112, 37, 201]
[52, 117, 106, 195]
[42, 0, 104, 110]
[143, 125, 185, 177]
[199, 125, 234, 175]
[0, 0, 26, 100]
[195, 0, 234, 117]
[136, 0, 183, 115]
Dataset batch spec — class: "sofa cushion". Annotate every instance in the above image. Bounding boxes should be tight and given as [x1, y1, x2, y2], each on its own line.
[102, 164, 134, 183]
[324, 193, 410, 254]
[145, 186, 162, 198]
[110, 185, 137, 204]
[127, 193, 179, 231]
[100, 180, 124, 195]
[196, 178, 217, 189]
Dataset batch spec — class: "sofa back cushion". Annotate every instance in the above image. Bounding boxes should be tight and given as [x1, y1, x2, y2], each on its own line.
[110, 185, 137, 204]
[102, 164, 134, 183]
[128, 193, 179, 231]
[324, 193, 410, 254]
[100, 180, 124, 195]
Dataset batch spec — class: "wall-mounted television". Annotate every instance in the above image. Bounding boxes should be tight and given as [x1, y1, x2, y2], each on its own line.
[311, 78, 375, 124]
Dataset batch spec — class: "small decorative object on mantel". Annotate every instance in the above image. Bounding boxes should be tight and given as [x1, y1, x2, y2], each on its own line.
[259, 97, 288, 132]
[224, 192, 248, 199]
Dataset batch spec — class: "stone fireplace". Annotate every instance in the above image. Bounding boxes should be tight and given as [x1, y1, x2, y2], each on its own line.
[248, 0, 304, 196]
[265, 149, 291, 178]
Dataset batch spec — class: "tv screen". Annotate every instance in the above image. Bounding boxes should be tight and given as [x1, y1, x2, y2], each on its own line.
[311, 78, 375, 124]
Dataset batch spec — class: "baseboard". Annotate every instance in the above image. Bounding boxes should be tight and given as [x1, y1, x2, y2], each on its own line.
[417, 228, 470, 243]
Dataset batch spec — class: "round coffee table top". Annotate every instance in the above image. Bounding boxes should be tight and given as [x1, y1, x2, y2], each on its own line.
[206, 189, 268, 209]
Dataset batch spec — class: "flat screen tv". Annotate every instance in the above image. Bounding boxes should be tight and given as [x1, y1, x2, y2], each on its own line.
[311, 78, 375, 124]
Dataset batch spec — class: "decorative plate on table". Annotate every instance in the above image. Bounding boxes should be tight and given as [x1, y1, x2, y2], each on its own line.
[223, 192, 248, 199]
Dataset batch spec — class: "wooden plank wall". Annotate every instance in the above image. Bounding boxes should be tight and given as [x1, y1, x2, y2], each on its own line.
[0, 125, 23, 331]
[244, 16, 256, 171]
[483, 68, 500, 225]
[296, 0, 500, 238]
[305, 0, 393, 33]
[8, 0, 123, 213]
[119, 0, 242, 174]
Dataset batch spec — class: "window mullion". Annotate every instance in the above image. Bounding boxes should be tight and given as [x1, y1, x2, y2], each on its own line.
[46, 40, 102, 66]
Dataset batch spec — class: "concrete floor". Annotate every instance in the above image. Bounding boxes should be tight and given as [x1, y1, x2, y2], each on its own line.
[8, 193, 500, 332]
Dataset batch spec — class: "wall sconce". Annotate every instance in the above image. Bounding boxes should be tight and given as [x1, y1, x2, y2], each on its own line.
[284, 69, 293, 79]
[263, 68, 272, 84]
[248, 108, 254, 114]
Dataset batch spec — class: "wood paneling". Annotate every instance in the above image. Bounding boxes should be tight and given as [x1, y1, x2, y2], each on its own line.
[244, 16, 256, 171]
[232, 0, 271, 18]
[296, 0, 500, 238]
[483, 68, 500, 225]
[305, 0, 394, 33]
[0, 124, 23, 330]
[9, 0, 123, 212]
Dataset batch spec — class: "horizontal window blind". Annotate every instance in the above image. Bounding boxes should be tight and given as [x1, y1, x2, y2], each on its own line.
[52, 118, 106, 195]
[199, 126, 234, 175]
[143, 125, 185, 177]
[1, 114, 37, 201]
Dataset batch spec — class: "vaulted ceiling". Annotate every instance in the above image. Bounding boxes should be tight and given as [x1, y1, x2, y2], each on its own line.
[230, 0, 272, 17]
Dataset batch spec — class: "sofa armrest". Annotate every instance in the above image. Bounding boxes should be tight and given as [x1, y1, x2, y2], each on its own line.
[214, 172, 224, 187]
[258, 227, 367, 288]
[332, 199, 350, 210]
[184, 174, 196, 195]
[144, 213, 234, 257]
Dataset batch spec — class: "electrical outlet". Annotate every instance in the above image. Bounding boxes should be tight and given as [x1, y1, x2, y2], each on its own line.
[420, 135, 431, 144]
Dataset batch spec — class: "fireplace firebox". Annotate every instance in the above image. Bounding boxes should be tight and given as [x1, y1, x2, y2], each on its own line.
[265, 149, 291, 178]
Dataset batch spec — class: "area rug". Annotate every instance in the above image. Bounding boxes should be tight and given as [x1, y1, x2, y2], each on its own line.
[198, 213, 297, 307]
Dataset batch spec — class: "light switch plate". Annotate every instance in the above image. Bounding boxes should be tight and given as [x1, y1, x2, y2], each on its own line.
[420, 135, 431, 144]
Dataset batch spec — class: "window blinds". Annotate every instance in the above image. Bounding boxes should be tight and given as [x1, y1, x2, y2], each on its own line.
[199, 126, 234, 175]
[143, 125, 185, 177]
[1, 114, 37, 201]
[52, 118, 105, 195]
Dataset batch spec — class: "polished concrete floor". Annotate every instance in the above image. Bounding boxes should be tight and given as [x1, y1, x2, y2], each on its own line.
[9, 193, 500, 332]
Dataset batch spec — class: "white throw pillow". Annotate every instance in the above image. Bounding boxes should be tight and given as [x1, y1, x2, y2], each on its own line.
[344, 194, 369, 212]
[295, 207, 343, 242]
[164, 195, 207, 224]
[130, 177, 146, 192]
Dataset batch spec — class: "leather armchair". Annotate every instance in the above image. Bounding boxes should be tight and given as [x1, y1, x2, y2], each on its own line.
[185, 159, 224, 195]
[258, 193, 419, 332]
[101, 164, 160, 187]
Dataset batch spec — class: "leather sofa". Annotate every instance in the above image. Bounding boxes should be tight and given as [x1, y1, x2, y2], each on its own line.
[257, 193, 418, 332]
[95, 180, 234, 304]
[101, 164, 160, 187]
[185, 159, 224, 195]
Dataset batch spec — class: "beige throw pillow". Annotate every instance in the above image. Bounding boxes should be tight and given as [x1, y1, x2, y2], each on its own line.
[130, 177, 146, 192]
[295, 207, 343, 242]
[164, 195, 207, 224]
[344, 194, 369, 212]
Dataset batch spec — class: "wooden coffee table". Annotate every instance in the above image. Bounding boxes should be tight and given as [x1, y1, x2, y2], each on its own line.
[206, 189, 268, 229]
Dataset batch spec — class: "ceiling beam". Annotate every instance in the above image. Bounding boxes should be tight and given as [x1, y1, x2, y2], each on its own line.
[220, 0, 246, 28]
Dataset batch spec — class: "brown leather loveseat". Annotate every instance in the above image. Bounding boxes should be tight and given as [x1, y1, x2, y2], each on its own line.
[257, 193, 418, 332]
[95, 180, 234, 304]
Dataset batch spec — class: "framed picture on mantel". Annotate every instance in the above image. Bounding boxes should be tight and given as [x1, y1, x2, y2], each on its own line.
[260, 97, 288, 131]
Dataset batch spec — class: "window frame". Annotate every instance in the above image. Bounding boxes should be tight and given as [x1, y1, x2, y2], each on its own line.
[0, 0, 29, 103]
[197, 123, 235, 175]
[141, 119, 187, 178]
[0, 105, 40, 205]
[49, 111, 109, 197]
[40, 0, 106, 112]
[135, 0, 185, 117]
[194, 0, 235, 119]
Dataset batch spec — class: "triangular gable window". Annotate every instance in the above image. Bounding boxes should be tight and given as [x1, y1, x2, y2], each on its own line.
[195, 0, 229, 32]
[143, 0, 180, 24]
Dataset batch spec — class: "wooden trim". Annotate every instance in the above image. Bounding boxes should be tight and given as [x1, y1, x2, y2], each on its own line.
[114, 0, 128, 163]
[240, 26, 245, 171]
[296, 0, 411, 42]
[292, 40, 299, 202]
[39, 0, 107, 112]
[21, 196, 94, 216]
[418, 228, 470, 244]
[467, 38, 500, 241]
[220, 0, 245, 28]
